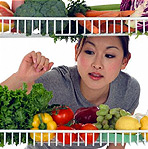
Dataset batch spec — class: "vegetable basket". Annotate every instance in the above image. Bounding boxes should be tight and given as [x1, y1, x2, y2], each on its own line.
[0, 16, 148, 38]
[0, 129, 148, 147]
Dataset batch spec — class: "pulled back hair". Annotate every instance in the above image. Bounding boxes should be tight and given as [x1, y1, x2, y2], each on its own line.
[118, 36, 130, 58]
[77, 36, 130, 58]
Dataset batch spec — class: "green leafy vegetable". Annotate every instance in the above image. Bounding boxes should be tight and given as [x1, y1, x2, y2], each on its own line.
[67, 0, 90, 17]
[54, 0, 90, 43]
[0, 83, 53, 147]
[14, 0, 68, 36]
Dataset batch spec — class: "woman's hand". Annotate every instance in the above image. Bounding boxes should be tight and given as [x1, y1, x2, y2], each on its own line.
[16, 51, 54, 83]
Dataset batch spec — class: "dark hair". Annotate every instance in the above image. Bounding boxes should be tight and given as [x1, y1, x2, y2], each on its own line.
[118, 36, 130, 58]
[77, 36, 130, 58]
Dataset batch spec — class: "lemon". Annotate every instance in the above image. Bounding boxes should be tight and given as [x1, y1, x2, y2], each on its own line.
[140, 115, 148, 129]
[140, 116, 148, 141]
[115, 116, 141, 132]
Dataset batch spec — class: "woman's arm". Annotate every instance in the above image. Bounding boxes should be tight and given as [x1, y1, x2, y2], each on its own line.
[0, 51, 54, 93]
[1, 72, 29, 90]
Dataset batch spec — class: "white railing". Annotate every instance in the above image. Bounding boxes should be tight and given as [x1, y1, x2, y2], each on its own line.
[0, 17, 148, 37]
[0, 130, 148, 147]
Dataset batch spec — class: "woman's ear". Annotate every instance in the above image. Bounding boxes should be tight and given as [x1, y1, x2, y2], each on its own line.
[75, 43, 78, 61]
[121, 53, 131, 70]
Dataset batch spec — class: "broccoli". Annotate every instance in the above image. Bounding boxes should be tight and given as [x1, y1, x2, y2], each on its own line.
[14, 0, 68, 36]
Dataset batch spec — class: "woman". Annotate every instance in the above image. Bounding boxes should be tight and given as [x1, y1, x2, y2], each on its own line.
[1, 36, 140, 149]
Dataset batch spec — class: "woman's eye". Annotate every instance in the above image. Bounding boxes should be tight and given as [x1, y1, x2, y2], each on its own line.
[85, 50, 94, 55]
[105, 54, 115, 58]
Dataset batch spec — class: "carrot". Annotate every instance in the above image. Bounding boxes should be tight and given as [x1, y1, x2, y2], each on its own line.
[100, 22, 135, 33]
[99, 11, 120, 17]
[75, 10, 135, 34]
[93, 12, 120, 26]
[85, 10, 135, 29]
[92, 12, 121, 28]
[93, 20, 121, 28]
[75, 13, 99, 34]
[93, 20, 106, 27]
[120, 10, 135, 17]
[85, 10, 135, 17]
[85, 10, 110, 17]
[86, 10, 121, 17]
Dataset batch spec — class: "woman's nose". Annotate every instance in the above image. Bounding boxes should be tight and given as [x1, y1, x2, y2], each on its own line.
[92, 58, 104, 70]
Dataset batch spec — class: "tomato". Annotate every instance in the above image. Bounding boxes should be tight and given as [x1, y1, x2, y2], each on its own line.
[57, 126, 77, 144]
[71, 123, 83, 130]
[51, 105, 74, 126]
[71, 123, 83, 141]
[80, 123, 99, 144]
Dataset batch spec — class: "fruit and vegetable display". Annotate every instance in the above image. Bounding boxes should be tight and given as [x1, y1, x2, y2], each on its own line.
[0, 0, 147, 39]
[1, 82, 148, 146]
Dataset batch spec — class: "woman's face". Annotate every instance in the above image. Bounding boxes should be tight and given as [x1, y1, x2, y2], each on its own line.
[76, 36, 128, 90]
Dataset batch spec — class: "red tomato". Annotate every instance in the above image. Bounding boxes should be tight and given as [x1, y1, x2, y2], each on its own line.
[57, 126, 77, 144]
[51, 105, 74, 126]
[71, 123, 83, 130]
[80, 123, 99, 144]
[71, 123, 83, 141]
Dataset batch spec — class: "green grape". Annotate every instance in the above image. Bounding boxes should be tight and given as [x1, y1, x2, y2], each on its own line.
[96, 109, 109, 116]
[102, 119, 108, 125]
[97, 115, 104, 122]
[108, 127, 114, 130]
[109, 108, 120, 115]
[103, 124, 109, 130]
[99, 104, 109, 111]
[126, 111, 131, 116]
[114, 112, 121, 118]
[105, 114, 112, 120]
[95, 122, 102, 129]
[113, 116, 118, 123]
[120, 109, 128, 116]
[115, 108, 121, 111]
[109, 118, 116, 126]
[110, 124, 115, 129]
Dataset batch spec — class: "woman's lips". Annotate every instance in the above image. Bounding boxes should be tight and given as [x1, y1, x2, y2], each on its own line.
[88, 72, 104, 80]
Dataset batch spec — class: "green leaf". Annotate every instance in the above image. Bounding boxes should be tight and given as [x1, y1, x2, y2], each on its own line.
[135, 31, 143, 39]
[144, 32, 148, 36]
[0, 83, 53, 145]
